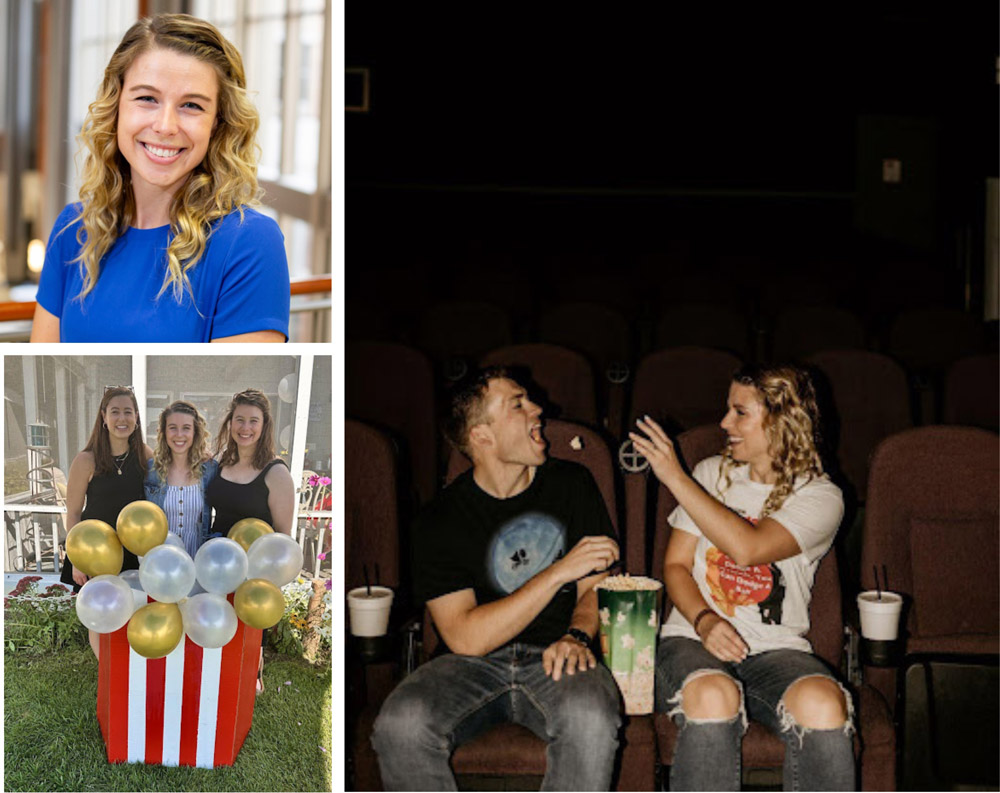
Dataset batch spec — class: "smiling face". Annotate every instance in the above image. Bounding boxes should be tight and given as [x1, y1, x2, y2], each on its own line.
[720, 382, 774, 476]
[103, 395, 138, 441]
[117, 47, 219, 209]
[475, 377, 546, 467]
[231, 404, 264, 451]
[164, 410, 196, 459]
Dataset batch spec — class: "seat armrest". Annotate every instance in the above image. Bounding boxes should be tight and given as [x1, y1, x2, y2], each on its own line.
[857, 682, 896, 791]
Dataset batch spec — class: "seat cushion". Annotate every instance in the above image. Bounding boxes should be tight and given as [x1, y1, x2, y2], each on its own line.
[452, 723, 547, 776]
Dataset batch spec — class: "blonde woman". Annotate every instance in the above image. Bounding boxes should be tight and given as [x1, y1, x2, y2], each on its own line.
[630, 364, 855, 791]
[144, 401, 219, 558]
[31, 14, 289, 343]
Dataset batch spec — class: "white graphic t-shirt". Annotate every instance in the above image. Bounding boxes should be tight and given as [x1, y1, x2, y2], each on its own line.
[660, 456, 843, 654]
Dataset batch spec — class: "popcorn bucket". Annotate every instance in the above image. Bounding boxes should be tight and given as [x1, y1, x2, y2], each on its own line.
[96, 594, 263, 768]
[596, 576, 663, 715]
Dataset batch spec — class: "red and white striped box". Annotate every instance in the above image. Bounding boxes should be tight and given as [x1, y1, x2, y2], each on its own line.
[96, 596, 262, 768]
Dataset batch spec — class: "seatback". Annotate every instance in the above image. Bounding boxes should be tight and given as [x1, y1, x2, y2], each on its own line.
[861, 426, 1000, 655]
[415, 300, 514, 382]
[653, 302, 753, 361]
[807, 350, 913, 501]
[887, 307, 984, 374]
[770, 305, 867, 362]
[480, 343, 599, 428]
[427, 419, 620, 657]
[345, 420, 400, 594]
[630, 347, 742, 434]
[345, 341, 438, 506]
[943, 353, 1000, 432]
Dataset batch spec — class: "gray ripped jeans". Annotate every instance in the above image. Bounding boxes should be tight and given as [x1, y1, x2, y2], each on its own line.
[656, 637, 855, 791]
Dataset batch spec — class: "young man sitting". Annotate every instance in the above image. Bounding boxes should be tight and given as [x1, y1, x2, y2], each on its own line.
[372, 367, 622, 791]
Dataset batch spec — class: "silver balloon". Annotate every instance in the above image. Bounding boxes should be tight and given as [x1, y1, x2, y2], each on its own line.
[76, 574, 136, 633]
[246, 532, 304, 588]
[180, 593, 238, 648]
[139, 545, 196, 604]
[194, 537, 249, 595]
[162, 533, 186, 551]
[120, 568, 144, 591]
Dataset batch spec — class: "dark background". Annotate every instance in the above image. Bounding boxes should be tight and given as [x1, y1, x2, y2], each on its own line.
[346, 5, 998, 328]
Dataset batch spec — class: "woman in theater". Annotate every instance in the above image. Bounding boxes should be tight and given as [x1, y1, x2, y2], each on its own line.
[144, 401, 219, 558]
[63, 386, 154, 656]
[206, 388, 295, 691]
[30, 13, 289, 343]
[630, 364, 854, 791]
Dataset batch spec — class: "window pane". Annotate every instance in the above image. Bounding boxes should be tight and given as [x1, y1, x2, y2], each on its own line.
[245, 17, 286, 180]
[4, 356, 132, 503]
[305, 355, 331, 477]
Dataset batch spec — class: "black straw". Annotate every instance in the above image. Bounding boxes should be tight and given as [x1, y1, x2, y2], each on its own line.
[882, 564, 888, 594]
[364, 564, 371, 597]
[873, 564, 881, 601]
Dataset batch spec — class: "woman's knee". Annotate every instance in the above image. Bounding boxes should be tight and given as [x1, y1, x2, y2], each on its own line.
[781, 676, 849, 730]
[680, 673, 742, 721]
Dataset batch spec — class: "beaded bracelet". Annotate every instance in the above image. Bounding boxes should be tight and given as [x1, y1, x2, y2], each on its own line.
[692, 607, 716, 635]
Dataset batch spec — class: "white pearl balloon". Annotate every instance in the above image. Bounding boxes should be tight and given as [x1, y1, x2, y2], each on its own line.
[76, 575, 136, 633]
[139, 545, 196, 604]
[120, 568, 144, 591]
[162, 533, 186, 551]
[180, 593, 238, 649]
[194, 537, 248, 595]
[246, 532, 304, 588]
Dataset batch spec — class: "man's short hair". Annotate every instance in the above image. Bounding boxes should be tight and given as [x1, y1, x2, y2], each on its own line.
[442, 366, 511, 457]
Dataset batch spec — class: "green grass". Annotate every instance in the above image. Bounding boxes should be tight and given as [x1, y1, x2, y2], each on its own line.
[4, 645, 332, 792]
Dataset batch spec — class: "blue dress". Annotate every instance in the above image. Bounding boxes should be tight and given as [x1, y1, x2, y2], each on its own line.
[37, 204, 290, 342]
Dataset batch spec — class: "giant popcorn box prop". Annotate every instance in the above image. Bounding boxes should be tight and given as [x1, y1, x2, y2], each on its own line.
[97, 593, 263, 768]
[596, 576, 663, 715]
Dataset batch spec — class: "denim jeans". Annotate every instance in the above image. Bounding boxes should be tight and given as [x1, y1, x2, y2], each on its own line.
[372, 643, 621, 791]
[655, 637, 855, 791]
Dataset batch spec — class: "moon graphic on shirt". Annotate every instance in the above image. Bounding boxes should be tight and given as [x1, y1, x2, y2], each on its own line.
[487, 512, 566, 594]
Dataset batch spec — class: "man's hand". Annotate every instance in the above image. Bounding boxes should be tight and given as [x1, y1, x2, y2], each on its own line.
[543, 634, 596, 681]
[552, 536, 619, 585]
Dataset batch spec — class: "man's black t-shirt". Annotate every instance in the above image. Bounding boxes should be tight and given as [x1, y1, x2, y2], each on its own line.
[413, 458, 616, 652]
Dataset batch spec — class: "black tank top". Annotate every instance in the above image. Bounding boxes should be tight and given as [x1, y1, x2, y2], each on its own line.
[206, 459, 288, 535]
[61, 456, 145, 587]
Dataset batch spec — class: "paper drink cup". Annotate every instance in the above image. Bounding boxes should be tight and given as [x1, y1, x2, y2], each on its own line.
[857, 591, 903, 641]
[597, 576, 663, 715]
[347, 586, 394, 637]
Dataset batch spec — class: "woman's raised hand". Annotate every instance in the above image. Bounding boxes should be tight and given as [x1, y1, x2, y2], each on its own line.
[629, 416, 684, 488]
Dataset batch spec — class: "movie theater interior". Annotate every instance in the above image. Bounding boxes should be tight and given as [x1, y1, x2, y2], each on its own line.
[346, 7, 999, 790]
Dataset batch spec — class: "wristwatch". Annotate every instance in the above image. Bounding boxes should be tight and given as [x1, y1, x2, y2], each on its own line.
[565, 627, 592, 646]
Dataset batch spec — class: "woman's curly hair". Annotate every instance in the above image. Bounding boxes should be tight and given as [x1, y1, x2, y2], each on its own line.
[153, 401, 210, 484]
[718, 363, 825, 517]
[70, 13, 261, 305]
[214, 388, 276, 470]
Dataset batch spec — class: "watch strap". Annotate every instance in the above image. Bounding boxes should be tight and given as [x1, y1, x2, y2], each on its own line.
[565, 627, 591, 646]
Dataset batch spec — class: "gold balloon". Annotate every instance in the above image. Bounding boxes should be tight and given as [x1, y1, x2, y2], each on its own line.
[227, 518, 274, 552]
[233, 578, 286, 630]
[65, 520, 123, 577]
[116, 500, 169, 556]
[127, 602, 184, 659]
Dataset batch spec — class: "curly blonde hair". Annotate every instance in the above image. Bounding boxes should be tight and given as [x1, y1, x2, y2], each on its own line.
[70, 13, 261, 304]
[718, 364, 825, 517]
[153, 401, 210, 484]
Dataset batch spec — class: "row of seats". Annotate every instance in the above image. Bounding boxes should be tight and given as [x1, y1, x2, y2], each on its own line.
[350, 298, 994, 377]
[346, 339, 999, 513]
[346, 419, 998, 790]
